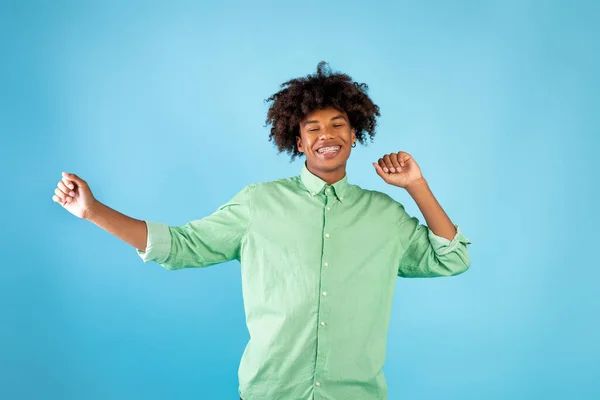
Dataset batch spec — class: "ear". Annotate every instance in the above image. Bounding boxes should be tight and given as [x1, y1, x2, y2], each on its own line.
[351, 128, 356, 143]
[296, 135, 304, 153]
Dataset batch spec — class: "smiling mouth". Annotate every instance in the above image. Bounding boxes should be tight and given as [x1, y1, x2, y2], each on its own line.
[316, 145, 341, 155]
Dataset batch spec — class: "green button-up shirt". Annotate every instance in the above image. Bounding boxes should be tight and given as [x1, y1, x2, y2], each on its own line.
[137, 162, 472, 400]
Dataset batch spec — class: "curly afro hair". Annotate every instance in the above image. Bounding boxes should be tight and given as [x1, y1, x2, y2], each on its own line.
[265, 61, 381, 161]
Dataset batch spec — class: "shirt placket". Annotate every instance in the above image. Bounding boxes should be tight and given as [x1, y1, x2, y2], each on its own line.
[313, 185, 336, 398]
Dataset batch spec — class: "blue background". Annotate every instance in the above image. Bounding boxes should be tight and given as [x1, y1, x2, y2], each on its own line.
[1, 0, 598, 399]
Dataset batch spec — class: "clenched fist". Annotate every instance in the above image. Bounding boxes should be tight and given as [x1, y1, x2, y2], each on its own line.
[52, 172, 97, 219]
[372, 151, 425, 189]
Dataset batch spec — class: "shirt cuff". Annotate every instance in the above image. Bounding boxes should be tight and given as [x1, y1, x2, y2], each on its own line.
[136, 221, 171, 263]
[428, 223, 472, 256]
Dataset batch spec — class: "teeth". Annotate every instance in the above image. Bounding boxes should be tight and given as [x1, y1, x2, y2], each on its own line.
[318, 146, 340, 154]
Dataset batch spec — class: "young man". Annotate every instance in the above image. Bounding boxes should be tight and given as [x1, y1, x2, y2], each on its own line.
[52, 62, 472, 400]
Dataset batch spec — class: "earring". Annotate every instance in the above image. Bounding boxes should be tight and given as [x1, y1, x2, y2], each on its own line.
[351, 142, 356, 148]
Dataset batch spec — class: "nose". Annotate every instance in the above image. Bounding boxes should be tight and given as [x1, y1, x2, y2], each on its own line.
[318, 127, 335, 140]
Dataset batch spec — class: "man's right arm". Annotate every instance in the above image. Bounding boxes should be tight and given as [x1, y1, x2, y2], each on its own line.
[53, 172, 257, 270]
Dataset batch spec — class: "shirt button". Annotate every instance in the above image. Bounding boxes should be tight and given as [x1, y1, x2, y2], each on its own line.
[326, 206, 331, 211]
[324, 262, 328, 267]
[320, 321, 326, 326]
[315, 381, 321, 387]
[326, 188, 331, 193]
[340, 196, 344, 200]
[322, 291, 327, 296]
[325, 233, 330, 238]
[311, 192, 316, 196]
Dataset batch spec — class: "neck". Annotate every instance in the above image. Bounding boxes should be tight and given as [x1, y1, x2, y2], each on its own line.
[306, 162, 346, 185]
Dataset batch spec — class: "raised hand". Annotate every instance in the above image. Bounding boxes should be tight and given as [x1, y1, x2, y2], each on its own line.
[52, 172, 98, 219]
[372, 151, 425, 189]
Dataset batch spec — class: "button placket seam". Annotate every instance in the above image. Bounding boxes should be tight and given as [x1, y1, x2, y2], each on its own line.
[314, 191, 333, 389]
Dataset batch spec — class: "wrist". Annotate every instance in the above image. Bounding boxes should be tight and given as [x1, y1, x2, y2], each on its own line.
[83, 200, 101, 221]
[405, 177, 428, 192]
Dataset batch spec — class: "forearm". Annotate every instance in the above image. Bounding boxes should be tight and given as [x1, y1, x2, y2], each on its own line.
[405, 178, 456, 241]
[84, 201, 148, 251]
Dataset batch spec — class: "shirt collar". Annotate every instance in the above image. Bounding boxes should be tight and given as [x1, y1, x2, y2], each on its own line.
[300, 161, 349, 202]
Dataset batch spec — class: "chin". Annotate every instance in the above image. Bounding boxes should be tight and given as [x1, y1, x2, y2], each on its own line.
[311, 158, 348, 171]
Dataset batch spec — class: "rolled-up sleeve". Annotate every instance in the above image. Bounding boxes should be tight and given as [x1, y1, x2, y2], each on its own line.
[136, 183, 257, 271]
[136, 221, 171, 264]
[396, 203, 472, 278]
[428, 223, 471, 256]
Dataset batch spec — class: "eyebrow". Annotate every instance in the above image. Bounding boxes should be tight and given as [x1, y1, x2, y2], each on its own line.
[303, 115, 347, 127]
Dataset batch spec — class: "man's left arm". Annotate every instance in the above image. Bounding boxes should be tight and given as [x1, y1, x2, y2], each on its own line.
[373, 151, 472, 277]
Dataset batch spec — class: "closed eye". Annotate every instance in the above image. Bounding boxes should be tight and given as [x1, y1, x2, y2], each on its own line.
[308, 124, 343, 131]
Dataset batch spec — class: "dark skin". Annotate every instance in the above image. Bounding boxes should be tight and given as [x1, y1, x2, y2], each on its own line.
[296, 107, 356, 185]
